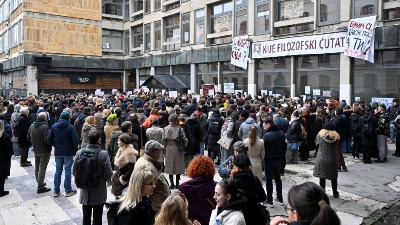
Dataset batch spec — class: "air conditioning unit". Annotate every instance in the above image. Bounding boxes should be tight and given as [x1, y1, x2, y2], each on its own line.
[102, 42, 110, 49]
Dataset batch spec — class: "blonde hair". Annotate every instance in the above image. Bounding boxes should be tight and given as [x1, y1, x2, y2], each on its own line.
[118, 165, 155, 214]
[84, 116, 96, 126]
[154, 193, 191, 225]
[102, 109, 111, 118]
[248, 125, 257, 146]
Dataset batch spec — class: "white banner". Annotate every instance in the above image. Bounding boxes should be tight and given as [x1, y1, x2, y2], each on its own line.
[252, 32, 347, 58]
[344, 16, 377, 63]
[231, 36, 250, 69]
[224, 83, 235, 93]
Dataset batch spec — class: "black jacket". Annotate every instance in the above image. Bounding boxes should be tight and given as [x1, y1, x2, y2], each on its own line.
[17, 114, 32, 147]
[106, 197, 155, 225]
[206, 113, 224, 146]
[263, 125, 285, 161]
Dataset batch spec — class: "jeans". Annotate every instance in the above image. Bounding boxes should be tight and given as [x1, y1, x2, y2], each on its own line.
[377, 134, 388, 160]
[82, 204, 104, 225]
[390, 121, 396, 142]
[35, 153, 51, 189]
[265, 159, 282, 202]
[199, 141, 205, 156]
[54, 155, 74, 193]
[286, 144, 299, 164]
[341, 138, 352, 153]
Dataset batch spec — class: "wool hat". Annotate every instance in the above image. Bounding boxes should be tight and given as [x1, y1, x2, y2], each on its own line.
[240, 110, 249, 119]
[145, 140, 164, 151]
[60, 111, 70, 120]
[234, 154, 251, 169]
[107, 113, 118, 122]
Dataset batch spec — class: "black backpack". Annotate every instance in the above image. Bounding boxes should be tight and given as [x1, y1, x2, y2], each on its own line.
[12, 117, 22, 138]
[360, 116, 374, 136]
[208, 121, 221, 135]
[351, 113, 362, 138]
[74, 148, 101, 189]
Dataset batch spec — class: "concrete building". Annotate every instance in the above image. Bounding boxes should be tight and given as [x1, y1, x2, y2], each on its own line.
[0, 0, 399, 103]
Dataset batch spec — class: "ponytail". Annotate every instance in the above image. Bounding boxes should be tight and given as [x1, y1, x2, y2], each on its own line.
[311, 200, 341, 225]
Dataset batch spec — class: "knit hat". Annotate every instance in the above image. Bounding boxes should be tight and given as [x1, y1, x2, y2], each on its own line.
[233, 141, 247, 153]
[234, 154, 251, 169]
[145, 140, 164, 151]
[107, 113, 118, 122]
[60, 111, 70, 120]
[240, 110, 249, 119]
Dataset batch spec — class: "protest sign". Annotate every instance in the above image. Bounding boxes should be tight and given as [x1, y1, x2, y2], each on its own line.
[231, 36, 250, 69]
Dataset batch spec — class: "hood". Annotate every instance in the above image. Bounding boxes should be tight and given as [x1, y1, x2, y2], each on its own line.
[266, 125, 280, 132]
[319, 129, 340, 143]
[56, 119, 71, 128]
[217, 196, 247, 215]
[33, 120, 47, 128]
[82, 124, 95, 132]
[78, 114, 88, 122]
[110, 130, 123, 139]
[180, 176, 214, 194]
[245, 117, 256, 124]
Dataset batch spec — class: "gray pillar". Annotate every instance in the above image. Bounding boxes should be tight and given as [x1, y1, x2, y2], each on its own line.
[190, 63, 197, 94]
[290, 56, 296, 97]
[217, 61, 222, 92]
[26, 66, 38, 96]
[248, 59, 257, 97]
[122, 70, 127, 92]
[136, 68, 140, 89]
[340, 54, 352, 103]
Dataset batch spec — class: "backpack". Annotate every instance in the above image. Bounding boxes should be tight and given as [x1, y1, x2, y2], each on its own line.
[12, 117, 22, 138]
[74, 148, 101, 189]
[208, 121, 221, 135]
[351, 113, 362, 138]
[360, 116, 374, 136]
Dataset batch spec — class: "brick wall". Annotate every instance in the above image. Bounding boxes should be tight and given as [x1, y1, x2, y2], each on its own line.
[39, 75, 122, 90]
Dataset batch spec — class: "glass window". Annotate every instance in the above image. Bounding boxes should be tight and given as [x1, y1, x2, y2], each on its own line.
[384, 7, 400, 21]
[235, 0, 247, 35]
[144, 23, 151, 52]
[154, 21, 161, 50]
[165, 14, 180, 42]
[132, 25, 143, 48]
[319, 0, 339, 25]
[103, 0, 123, 16]
[195, 9, 205, 44]
[257, 72, 291, 97]
[278, 0, 314, 21]
[132, 0, 143, 13]
[154, 0, 161, 11]
[124, 29, 129, 54]
[144, 0, 151, 13]
[210, 1, 233, 33]
[256, 0, 270, 34]
[156, 66, 170, 74]
[383, 50, 400, 65]
[181, 13, 190, 46]
[352, 0, 377, 18]
[102, 29, 123, 50]
[139, 68, 151, 86]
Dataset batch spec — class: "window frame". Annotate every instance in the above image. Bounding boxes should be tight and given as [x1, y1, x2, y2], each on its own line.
[210, 1, 233, 34]
[195, 9, 205, 44]
[144, 23, 152, 52]
[181, 13, 190, 46]
[351, 0, 378, 19]
[154, 20, 161, 50]
[318, 0, 340, 26]
[255, 0, 270, 35]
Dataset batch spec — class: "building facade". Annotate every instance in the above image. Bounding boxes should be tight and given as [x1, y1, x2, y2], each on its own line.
[0, 0, 399, 103]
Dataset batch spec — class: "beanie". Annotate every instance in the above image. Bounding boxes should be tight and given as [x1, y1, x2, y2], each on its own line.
[60, 111, 70, 120]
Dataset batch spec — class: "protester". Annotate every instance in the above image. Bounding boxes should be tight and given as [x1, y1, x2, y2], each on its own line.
[0, 120, 13, 197]
[17, 107, 32, 167]
[80, 116, 98, 148]
[218, 141, 248, 179]
[243, 125, 264, 181]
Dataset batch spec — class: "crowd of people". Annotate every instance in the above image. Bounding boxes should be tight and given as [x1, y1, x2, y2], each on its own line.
[1, 90, 398, 225]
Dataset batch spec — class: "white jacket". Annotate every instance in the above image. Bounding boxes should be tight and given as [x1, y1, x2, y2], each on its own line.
[209, 208, 246, 225]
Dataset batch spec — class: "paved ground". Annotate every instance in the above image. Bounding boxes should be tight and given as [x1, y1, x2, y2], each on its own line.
[1, 143, 400, 225]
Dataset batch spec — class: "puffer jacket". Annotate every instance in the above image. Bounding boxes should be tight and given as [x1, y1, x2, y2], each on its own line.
[80, 124, 97, 148]
[209, 197, 246, 225]
[28, 120, 52, 154]
[238, 117, 262, 140]
[285, 119, 302, 143]
[313, 129, 340, 180]
[47, 119, 79, 156]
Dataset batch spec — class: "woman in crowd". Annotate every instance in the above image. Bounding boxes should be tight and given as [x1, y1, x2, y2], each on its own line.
[0, 120, 13, 197]
[104, 113, 121, 149]
[243, 125, 265, 181]
[218, 141, 248, 179]
[99, 108, 111, 149]
[154, 192, 201, 225]
[313, 122, 340, 198]
[285, 111, 303, 164]
[230, 154, 267, 225]
[179, 155, 217, 225]
[220, 111, 236, 163]
[270, 182, 340, 225]
[209, 179, 246, 225]
[111, 134, 138, 198]
[143, 109, 161, 129]
[80, 116, 98, 148]
[106, 165, 156, 225]
[162, 114, 187, 189]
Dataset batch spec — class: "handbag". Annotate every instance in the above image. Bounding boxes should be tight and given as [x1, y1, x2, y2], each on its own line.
[217, 133, 233, 150]
[177, 127, 187, 153]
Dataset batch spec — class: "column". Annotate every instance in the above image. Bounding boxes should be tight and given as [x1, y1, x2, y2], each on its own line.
[217, 61, 222, 92]
[290, 56, 296, 97]
[136, 68, 140, 89]
[340, 54, 352, 103]
[247, 59, 257, 97]
[190, 63, 197, 94]
[26, 66, 38, 96]
[122, 70, 128, 92]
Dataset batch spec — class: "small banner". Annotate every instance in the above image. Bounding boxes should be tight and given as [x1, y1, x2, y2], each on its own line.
[344, 16, 377, 63]
[231, 36, 250, 69]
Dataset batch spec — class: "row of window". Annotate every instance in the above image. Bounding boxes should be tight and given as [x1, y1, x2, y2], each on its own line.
[0, 0, 22, 23]
[0, 20, 22, 53]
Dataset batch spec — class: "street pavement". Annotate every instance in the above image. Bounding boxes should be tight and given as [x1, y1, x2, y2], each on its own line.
[1, 143, 400, 225]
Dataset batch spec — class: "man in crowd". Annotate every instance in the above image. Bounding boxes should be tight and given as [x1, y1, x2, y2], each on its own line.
[18, 107, 32, 167]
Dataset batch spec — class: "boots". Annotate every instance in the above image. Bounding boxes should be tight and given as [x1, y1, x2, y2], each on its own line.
[169, 176, 175, 189]
[175, 179, 180, 190]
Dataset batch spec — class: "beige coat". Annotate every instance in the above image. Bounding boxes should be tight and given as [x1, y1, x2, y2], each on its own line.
[162, 124, 187, 175]
[244, 138, 265, 182]
[104, 123, 120, 149]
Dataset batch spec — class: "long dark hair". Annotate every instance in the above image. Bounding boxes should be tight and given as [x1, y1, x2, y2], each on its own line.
[288, 182, 340, 225]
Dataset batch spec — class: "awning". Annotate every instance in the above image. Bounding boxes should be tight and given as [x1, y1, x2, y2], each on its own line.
[140, 74, 187, 89]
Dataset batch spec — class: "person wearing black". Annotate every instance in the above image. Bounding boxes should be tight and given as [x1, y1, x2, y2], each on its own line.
[18, 107, 32, 167]
[0, 120, 13, 197]
[360, 106, 378, 164]
[206, 109, 224, 164]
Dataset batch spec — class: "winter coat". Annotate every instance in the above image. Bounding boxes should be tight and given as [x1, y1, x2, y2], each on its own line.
[28, 120, 52, 155]
[217, 155, 235, 179]
[4, 109, 13, 124]
[179, 176, 217, 225]
[73, 144, 113, 205]
[388, 104, 399, 121]
[111, 144, 138, 196]
[220, 118, 235, 162]
[233, 118, 245, 143]
[209, 197, 246, 225]
[80, 124, 97, 148]
[0, 133, 13, 177]
[106, 196, 155, 225]
[376, 112, 390, 136]
[107, 131, 139, 169]
[146, 126, 164, 143]
[74, 114, 88, 141]
[273, 115, 289, 133]
[243, 138, 265, 182]
[162, 124, 187, 175]
[238, 117, 262, 141]
[17, 114, 32, 148]
[360, 113, 378, 146]
[333, 114, 352, 142]
[350, 112, 362, 138]
[232, 171, 267, 225]
[313, 129, 340, 180]
[131, 121, 146, 149]
[263, 125, 286, 161]
[134, 154, 170, 212]
[99, 117, 107, 148]
[47, 119, 79, 156]
[186, 118, 202, 156]
[104, 123, 121, 149]
[207, 113, 224, 147]
[142, 114, 160, 129]
[286, 119, 302, 143]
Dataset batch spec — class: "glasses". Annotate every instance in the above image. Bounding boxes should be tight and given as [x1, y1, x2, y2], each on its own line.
[284, 205, 295, 213]
[142, 181, 156, 187]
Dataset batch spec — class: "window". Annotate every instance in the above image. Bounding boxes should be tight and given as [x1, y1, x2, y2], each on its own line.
[164, 14, 181, 51]
[352, 0, 377, 18]
[235, 0, 247, 35]
[181, 13, 190, 46]
[144, 23, 151, 52]
[154, 21, 161, 50]
[124, 29, 129, 54]
[144, 0, 151, 13]
[132, 25, 143, 49]
[210, 2, 233, 33]
[132, 0, 143, 13]
[155, 0, 161, 11]
[278, 0, 314, 21]
[384, 7, 400, 20]
[103, 0, 123, 16]
[139, 68, 151, 86]
[319, 0, 339, 25]
[195, 9, 205, 44]
[256, 0, 269, 34]
[102, 29, 123, 50]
